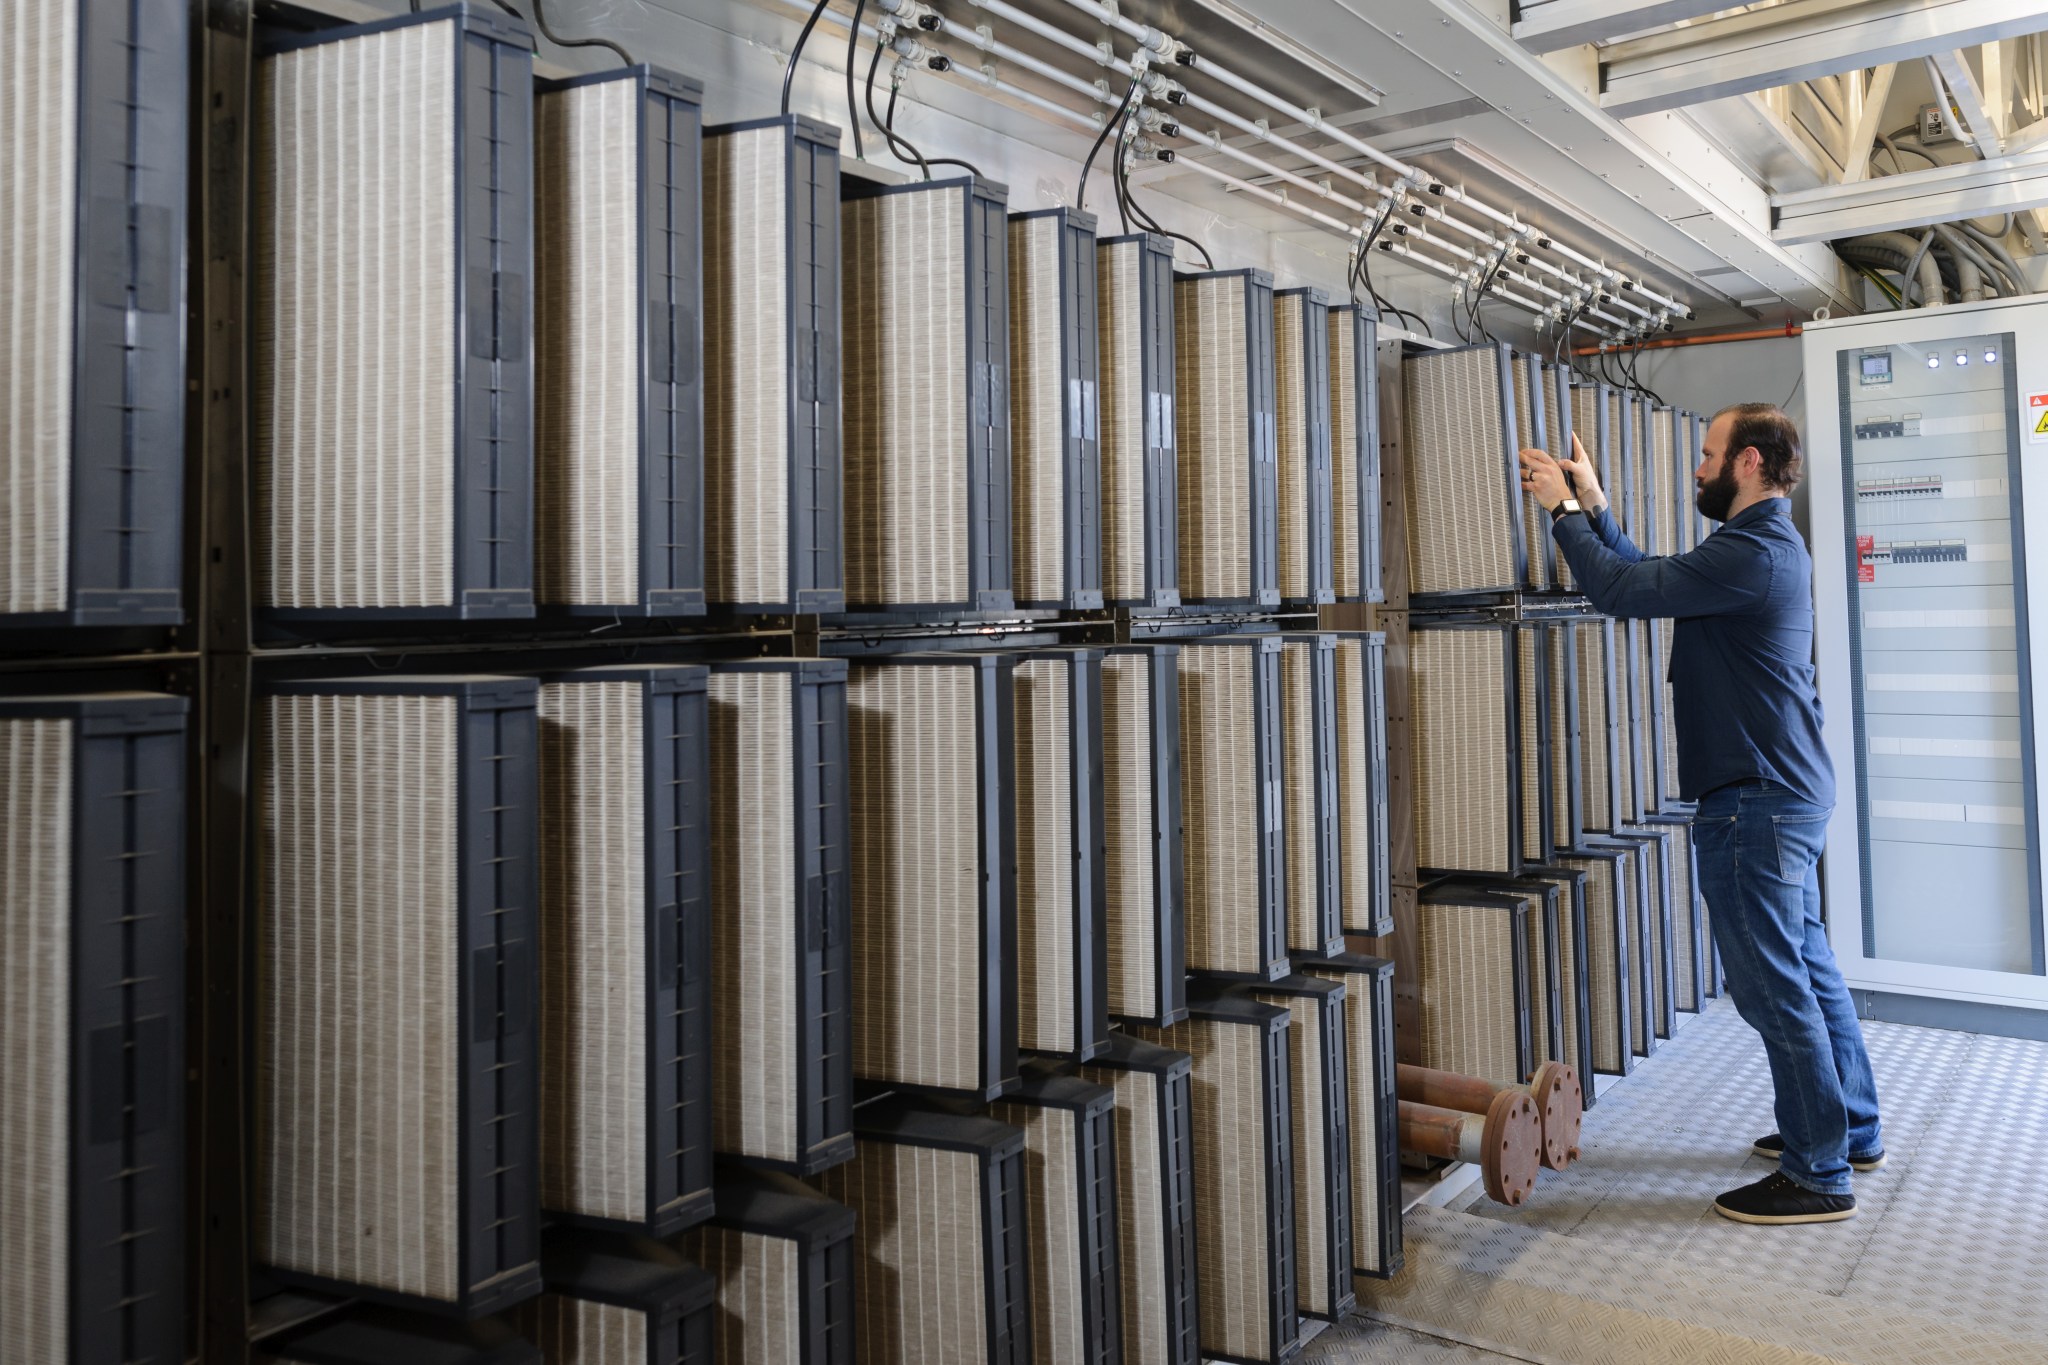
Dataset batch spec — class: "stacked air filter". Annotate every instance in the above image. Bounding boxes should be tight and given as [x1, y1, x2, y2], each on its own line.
[1074, 1033, 1199, 1365]
[682, 1166, 857, 1365]
[1101, 645, 1185, 1027]
[0, 0, 187, 628]
[0, 693, 187, 1362]
[1009, 208, 1104, 610]
[1511, 352, 1549, 592]
[1539, 362, 1574, 591]
[516, 1232, 717, 1364]
[1279, 633, 1343, 957]
[1174, 268, 1279, 608]
[1649, 406, 1685, 806]
[1648, 815, 1704, 1014]
[684, 1162, 851, 1365]
[1517, 623, 1555, 866]
[1274, 288, 1335, 607]
[817, 1099, 1033, 1362]
[1517, 866, 1596, 1095]
[255, 677, 542, 1313]
[847, 653, 1017, 1099]
[1333, 632, 1392, 936]
[1546, 622, 1583, 852]
[1127, 989, 1298, 1365]
[993, 1066, 1121, 1365]
[1246, 975, 1354, 1324]
[534, 65, 706, 618]
[266, 1308, 542, 1364]
[1566, 379, 1609, 606]
[1012, 649, 1110, 1060]
[842, 175, 1014, 614]
[706, 660, 853, 1174]
[1328, 304, 1383, 604]
[1414, 886, 1531, 1089]
[1410, 622, 1520, 877]
[1609, 828, 1672, 1050]
[701, 114, 844, 613]
[1438, 877, 1563, 1070]
[1096, 232, 1180, 608]
[1556, 844, 1634, 1077]
[254, 10, 536, 622]
[535, 665, 713, 1235]
[1176, 637, 1286, 981]
[1571, 617, 1624, 834]
[1403, 343, 1522, 600]
[1297, 954, 1400, 1280]
[1587, 835, 1650, 1060]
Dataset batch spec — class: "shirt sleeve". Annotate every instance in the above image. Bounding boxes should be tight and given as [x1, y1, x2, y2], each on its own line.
[1582, 505, 1644, 562]
[1552, 515, 1773, 620]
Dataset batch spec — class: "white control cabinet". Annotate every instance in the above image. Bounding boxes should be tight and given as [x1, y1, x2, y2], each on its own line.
[1808, 296, 2048, 1013]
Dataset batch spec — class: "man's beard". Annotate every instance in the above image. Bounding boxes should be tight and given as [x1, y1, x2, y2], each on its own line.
[1696, 461, 1740, 521]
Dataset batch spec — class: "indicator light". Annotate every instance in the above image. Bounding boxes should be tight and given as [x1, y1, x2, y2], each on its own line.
[1955, 350, 1970, 366]
[1985, 347, 1999, 364]
[1927, 353, 1942, 369]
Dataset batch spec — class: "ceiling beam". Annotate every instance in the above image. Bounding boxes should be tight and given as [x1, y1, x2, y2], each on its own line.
[1770, 143, 2048, 242]
[1839, 63, 1898, 182]
[1599, 0, 2048, 118]
[1509, 0, 1735, 54]
[1928, 50, 2006, 158]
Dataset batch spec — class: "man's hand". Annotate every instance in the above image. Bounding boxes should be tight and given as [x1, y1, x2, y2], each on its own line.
[1519, 433, 1608, 513]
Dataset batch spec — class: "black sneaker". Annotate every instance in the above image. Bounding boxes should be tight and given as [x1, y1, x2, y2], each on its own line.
[1751, 1133, 1886, 1172]
[1713, 1171, 1856, 1225]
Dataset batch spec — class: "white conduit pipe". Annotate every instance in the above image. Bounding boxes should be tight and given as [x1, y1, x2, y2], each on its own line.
[1037, 0, 1693, 318]
[767, 0, 1627, 336]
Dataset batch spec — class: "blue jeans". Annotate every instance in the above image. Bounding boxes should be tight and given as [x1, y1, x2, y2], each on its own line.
[1691, 781, 1883, 1195]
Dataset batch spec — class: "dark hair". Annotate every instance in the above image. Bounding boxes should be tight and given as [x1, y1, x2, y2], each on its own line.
[1712, 402, 1802, 492]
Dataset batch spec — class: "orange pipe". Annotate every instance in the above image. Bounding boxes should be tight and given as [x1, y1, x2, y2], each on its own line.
[1571, 321, 1801, 356]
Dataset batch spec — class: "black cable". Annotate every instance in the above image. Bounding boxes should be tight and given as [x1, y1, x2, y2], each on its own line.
[1113, 109, 1213, 269]
[782, 0, 831, 117]
[1110, 103, 1140, 234]
[864, 38, 924, 175]
[844, 0, 867, 161]
[530, 0, 634, 66]
[882, 80, 930, 179]
[1078, 80, 1141, 213]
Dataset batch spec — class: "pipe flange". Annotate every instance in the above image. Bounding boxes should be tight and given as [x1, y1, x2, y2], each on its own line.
[1481, 1089, 1543, 1207]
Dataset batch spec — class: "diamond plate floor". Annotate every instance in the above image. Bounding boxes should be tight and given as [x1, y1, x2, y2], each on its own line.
[1335, 999, 2048, 1363]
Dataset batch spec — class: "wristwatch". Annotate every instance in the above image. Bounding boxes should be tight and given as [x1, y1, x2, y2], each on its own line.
[1550, 497, 1582, 521]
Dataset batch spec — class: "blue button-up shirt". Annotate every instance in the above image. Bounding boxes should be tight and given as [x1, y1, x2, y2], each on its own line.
[1552, 496, 1835, 809]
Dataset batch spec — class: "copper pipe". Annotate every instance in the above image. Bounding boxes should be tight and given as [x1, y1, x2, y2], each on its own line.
[1571, 322, 1801, 356]
[1398, 1091, 1543, 1207]
[1398, 1061, 1584, 1171]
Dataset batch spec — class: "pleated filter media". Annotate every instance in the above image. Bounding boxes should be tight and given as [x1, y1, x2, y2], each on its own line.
[848, 654, 1016, 1099]
[1511, 352, 1549, 592]
[1009, 208, 1104, 610]
[254, 10, 536, 622]
[1126, 991, 1298, 1365]
[1415, 887, 1531, 1089]
[1174, 269, 1279, 607]
[514, 1231, 716, 1365]
[701, 114, 844, 613]
[1557, 845, 1634, 1076]
[1328, 304, 1383, 604]
[1650, 817, 1703, 1013]
[535, 666, 713, 1236]
[1611, 828, 1672, 1051]
[1096, 232, 1180, 608]
[1279, 635, 1343, 957]
[1517, 624, 1552, 865]
[1403, 343, 1520, 599]
[1176, 637, 1286, 981]
[1297, 953, 1400, 1279]
[1274, 288, 1335, 606]
[1333, 633, 1392, 936]
[1519, 865, 1597, 1097]
[817, 1100, 1033, 1364]
[1540, 362, 1574, 591]
[681, 1167, 857, 1365]
[1247, 975, 1354, 1325]
[1074, 1034, 1199, 1365]
[993, 1067, 1121, 1365]
[0, 0, 187, 628]
[1587, 835, 1652, 1060]
[1101, 645, 1185, 1027]
[1572, 617, 1623, 833]
[1547, 623, 1582, 852]
[1410, 624, 1518, 877]
[534, 66, 706, 618]
[1012, 650, 1109, 1060]
[707, 660, 853, 1174]
[255, 677, 542, 1314]
[0, 695, 186, 1365]
[843, 176, 1014, 613]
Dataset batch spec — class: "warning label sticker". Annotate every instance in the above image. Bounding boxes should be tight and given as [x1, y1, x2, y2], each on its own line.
[2030, 393, 2048, 443]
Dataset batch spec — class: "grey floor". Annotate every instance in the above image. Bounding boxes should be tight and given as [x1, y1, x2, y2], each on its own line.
[1302, 996, 2048, 1363]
